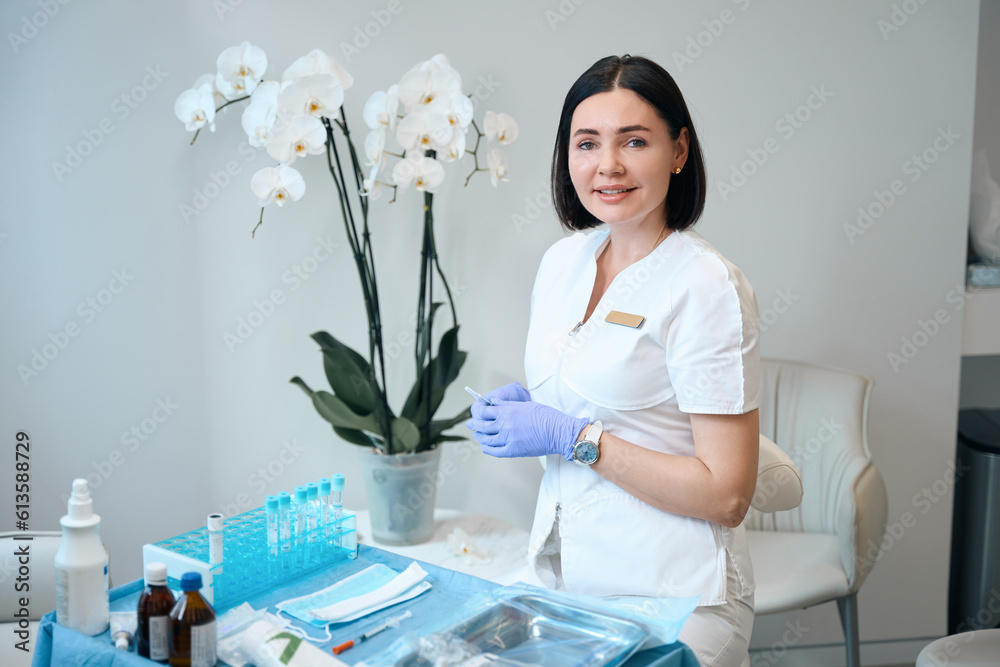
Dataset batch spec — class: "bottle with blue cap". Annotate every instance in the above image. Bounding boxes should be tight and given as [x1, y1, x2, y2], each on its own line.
[169, 572, 216, 666]
[292, 486, 309, 564]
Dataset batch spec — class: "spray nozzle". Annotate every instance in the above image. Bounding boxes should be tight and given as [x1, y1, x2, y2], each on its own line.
[67, 478, 94, 522]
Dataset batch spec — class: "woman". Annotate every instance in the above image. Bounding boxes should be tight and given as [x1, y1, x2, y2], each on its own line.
[466, 54, 759, 667]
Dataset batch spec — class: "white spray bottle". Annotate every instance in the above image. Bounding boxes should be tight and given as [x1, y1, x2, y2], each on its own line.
[54, 478, 109, 635]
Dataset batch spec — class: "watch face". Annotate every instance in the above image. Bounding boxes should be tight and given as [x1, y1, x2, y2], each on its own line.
[573, 440, 599, 465]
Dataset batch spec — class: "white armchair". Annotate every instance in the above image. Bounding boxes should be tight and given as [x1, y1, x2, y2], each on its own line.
[744, 358, 889, 667]
[0, 531, 62, 667]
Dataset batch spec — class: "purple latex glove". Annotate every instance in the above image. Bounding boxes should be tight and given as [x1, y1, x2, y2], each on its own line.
[466, 397, 589, 461]
[484, 382, 531, 404]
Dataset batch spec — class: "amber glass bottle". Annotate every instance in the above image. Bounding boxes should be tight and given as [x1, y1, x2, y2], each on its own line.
[169, 572, 216, 667]
[137, 562, 175, 662]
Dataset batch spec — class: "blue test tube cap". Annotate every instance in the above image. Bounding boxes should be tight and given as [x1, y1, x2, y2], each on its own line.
[332, 474, 345, 491]
[319, 478, 331, 495]
[306, 482, 318, 500]
[180, 572, 203, 591]
[294, 486, 308, 504]
[265, 495, 278, 513]
[278, 491, 291, 509]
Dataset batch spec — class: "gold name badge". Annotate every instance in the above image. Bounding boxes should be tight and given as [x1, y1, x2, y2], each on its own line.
[605, 310, 645, 328]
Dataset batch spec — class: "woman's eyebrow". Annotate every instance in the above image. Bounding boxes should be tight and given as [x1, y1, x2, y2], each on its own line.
[572, 124, 652, 136]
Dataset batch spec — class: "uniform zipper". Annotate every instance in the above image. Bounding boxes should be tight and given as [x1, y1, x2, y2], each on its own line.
[568, 320, 583, 336]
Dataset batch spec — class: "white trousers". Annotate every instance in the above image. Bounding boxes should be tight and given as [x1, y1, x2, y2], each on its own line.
[677, 551, 755, 667]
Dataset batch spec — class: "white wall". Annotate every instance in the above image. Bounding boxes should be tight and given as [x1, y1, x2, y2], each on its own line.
[0, 0, 981, 663]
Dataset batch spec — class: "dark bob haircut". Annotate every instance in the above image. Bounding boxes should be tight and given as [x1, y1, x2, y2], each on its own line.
[551, 54, 707, 232]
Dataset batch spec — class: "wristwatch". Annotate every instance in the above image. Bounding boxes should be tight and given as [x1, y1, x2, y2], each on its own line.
[572, 420, 603, 466]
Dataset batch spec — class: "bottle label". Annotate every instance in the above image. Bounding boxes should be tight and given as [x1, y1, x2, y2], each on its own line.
[149, 615, 169, 661]
[55, 565, 109, 635]
[190, 620, 217, 667]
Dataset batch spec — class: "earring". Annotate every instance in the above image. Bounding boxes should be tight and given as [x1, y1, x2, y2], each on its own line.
[673, 167, 682, 174]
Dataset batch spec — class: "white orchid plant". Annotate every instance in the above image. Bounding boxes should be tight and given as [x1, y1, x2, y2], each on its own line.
[175, 43, 518, 455]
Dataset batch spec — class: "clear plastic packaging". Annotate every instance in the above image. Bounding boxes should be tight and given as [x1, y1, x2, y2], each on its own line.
[360, 584, 698, 667]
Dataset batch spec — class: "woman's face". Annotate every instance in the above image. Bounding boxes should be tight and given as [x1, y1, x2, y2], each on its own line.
[568, 88, 687, 230]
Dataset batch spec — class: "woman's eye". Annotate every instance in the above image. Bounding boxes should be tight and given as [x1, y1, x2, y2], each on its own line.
[626, 137, 647, 148]
[577, 140, 595, 150]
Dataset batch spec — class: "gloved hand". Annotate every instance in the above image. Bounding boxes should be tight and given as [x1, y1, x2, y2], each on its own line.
[483, 382, 531, 404]
[466, 396, 589, 461]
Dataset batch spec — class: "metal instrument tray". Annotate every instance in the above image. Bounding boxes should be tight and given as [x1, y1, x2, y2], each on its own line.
[394, 593, 648, 666]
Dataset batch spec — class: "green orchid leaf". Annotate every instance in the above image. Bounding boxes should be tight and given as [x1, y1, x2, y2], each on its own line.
[430, 406, 472, 442]
[391, 416, 421, 453]
[322, 348, 377, 416]
[312, 391, 380, 432]
[430, 434, 469, 444]
[402, 326, 466, 423]
[311, 331, 372, 375]
[333, 425, 380, 447]
[289, 376, 315, 397]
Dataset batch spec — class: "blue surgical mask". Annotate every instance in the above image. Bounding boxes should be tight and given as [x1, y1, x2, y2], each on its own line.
[276, 562, 431, 628]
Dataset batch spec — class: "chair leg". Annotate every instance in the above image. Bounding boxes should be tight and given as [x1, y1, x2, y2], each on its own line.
[836, 592, 861, 667]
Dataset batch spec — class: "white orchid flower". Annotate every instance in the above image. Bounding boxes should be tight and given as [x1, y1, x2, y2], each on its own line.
[396, 54, 462, 112]
[363, 85, 399, 132]
[429, 92, 473, 131]
[174, 83, 216, 132]
[215, 69, 253, 101]
[392, 153, 446, 193]
[364, 129, 386, 167]
[241, 81, 281, 147]
[484, 111, 519, 145]
[282, 49, 353, 90]
[193, 73, 227, 109]
[266, 114, 326, 165]
[251, 165, 305, 207]
[278, 74, 344, 119]
[440, 128, 467, 163]
[216, 41, 267, 96]
[395, 106, 452, 152]
[487, 147, 509, 188]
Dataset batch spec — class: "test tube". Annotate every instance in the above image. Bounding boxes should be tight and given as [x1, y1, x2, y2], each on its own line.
[293, 486, 308, 564]
[332, 474, 344, 547]
[265, 495, 279, 558]
[305, 483, 319, 545]
[207, 513, 224, 570]
[318, 478, 331, 530]
[278, 491, 292, 568]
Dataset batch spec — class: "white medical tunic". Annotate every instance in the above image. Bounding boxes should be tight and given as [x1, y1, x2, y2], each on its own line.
[524, 227, 760, 606]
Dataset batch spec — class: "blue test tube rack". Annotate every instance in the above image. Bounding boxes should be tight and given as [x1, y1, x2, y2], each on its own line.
[142, 504, 357, 612]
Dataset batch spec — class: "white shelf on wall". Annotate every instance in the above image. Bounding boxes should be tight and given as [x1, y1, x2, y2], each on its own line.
[962, 288, 1000, 355]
